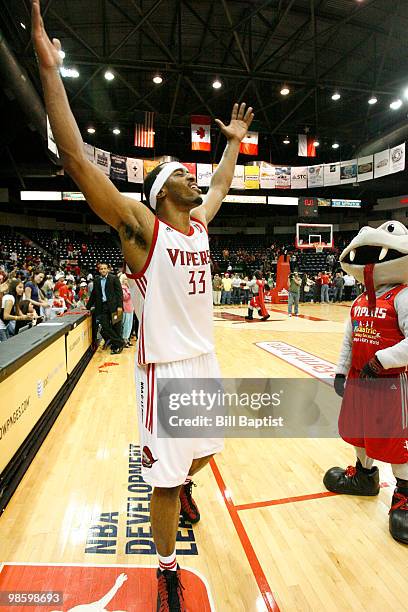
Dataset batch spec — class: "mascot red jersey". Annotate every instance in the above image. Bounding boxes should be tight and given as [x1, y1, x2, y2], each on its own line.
[245, 271, 270, 321]
[324, 221, 408, 544]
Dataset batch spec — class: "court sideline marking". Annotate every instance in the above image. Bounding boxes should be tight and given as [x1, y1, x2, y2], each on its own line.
[210, 458, 280, 612]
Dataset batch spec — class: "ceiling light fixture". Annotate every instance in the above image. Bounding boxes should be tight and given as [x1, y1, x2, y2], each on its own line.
[20, 22, 26, 29]
[153, 74, 163, 84]
[283, 136, 290, 144]
[280, 85, 290, 96]
[368, 95, 377, 105]
[112, 128, 121, 135]
[60, 67, 79, 78]
[87, 127, 96, 134]
[313, 140, 320, 147]
[390, 99, 402, 110]
[332, 142, 340, 149]
[104, 70, 115, 81]
[212, 78, 222, 89]
[331, 92, 341, 101]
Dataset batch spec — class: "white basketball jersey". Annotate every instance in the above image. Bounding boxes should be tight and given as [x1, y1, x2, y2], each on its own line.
[127, 216, 214, 365]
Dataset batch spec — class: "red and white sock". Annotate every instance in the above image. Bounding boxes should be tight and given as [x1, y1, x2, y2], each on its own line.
[158, 550, 177, 572]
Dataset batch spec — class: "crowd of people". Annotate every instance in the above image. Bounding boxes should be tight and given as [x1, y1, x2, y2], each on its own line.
[212, 266, 360, 313]
[0, 261, 138, 353]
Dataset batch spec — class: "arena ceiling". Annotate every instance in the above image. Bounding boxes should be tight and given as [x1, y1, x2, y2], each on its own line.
[1, 0, 408, 200]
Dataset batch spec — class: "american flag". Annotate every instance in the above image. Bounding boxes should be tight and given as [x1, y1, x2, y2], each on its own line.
[134, 111, 155, 148]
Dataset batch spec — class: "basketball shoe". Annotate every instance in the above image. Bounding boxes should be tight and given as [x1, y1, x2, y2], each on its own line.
[179, 480, 200, 523]
[323, 459, 380, 495]
[389, 488, 408, 544]
[157, 565, 185, 611]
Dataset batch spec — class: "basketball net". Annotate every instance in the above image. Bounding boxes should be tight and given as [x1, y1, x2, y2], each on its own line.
[314, 242, 324, 253]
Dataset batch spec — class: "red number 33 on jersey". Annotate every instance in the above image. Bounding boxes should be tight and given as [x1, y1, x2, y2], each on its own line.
[188, 270, 206, 295]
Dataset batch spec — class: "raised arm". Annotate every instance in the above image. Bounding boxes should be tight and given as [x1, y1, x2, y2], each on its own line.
[31, 0, 154, 237]
[192, 102, 254, 225]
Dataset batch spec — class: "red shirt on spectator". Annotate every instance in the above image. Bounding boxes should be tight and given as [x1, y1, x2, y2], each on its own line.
[54, 279, 65, 291]
[59, 284, 74, 306]
[321, 274, 330, 285]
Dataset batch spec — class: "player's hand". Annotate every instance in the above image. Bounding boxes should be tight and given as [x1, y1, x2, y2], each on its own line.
[334, 373, 346, 397]
[215, 102, 254, 143]
[32, 0, 63, 70]
[359, 355, 384, 379]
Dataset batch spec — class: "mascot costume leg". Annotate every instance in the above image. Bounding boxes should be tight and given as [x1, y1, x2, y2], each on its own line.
[324, 221, 408, 544]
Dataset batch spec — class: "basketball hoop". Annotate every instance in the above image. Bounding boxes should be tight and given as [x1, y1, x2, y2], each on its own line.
[314, 242, 324, 253]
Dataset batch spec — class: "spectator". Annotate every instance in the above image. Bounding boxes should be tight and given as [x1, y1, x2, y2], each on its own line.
[87, 262, 125, 354]
[0, 279, 34, 340]
[78, 280, 89, 302]
[59, 280, 75, 309]
[326, 252, 336, 273]
[87, 274, 94, 295]
[300, 273, 308, 303]
[287, 271, 301, 317]
[15, 299, 39, 333]
[242, 276, 250, 304]
[119, 274, 133, 347]
[312, 273, 322, 303]
[42, 274, 54, 299]
[212, 274, 222, 306]
[221, 273, 232, 305]
[333, 272, 345, 302]
[24, 269, 48, 315]
[320, 270, 331, 303]
[50, 288, 66, 317]
[231, 273, 242, 305]
[343, 273, 356, 301]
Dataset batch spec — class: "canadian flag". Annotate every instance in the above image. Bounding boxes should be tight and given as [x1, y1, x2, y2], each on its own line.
[239, 131, 258, 156]
[191, 115, 211, 151]
[298, 134, 316, 157]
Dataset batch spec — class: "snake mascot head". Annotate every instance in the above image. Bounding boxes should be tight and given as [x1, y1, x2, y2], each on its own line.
[339, 220, 408, 310]
[323, 220, 408, 545]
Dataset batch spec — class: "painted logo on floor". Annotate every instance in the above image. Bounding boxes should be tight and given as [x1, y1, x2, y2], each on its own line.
[0, 563, 214, 611]
[256, 341, 336, 382]
[85, 444, 198, 555]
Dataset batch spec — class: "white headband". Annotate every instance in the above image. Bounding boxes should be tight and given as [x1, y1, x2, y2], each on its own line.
[149, 162, 187, 210]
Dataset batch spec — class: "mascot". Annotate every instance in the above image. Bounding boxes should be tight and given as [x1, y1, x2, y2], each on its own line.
[245, 271, 270, 321]
[324, 221, 408, 544]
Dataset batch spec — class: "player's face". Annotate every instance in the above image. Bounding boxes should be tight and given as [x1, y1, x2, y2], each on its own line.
[165, 169, 203, 208]
[99, 264, 109, 277]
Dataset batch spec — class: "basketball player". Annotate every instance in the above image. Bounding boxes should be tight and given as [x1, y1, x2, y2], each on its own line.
[32, 1, 254, 608]
[324, 221, 408, 545]
[245, 271, 270, 321]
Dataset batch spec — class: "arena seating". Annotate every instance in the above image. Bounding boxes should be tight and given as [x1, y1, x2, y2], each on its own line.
[11, 228, 123, 275]
[0, 225, 342, 279]
[0, 227, 48, 267]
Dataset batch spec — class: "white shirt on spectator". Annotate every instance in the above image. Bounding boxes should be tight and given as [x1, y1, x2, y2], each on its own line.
[343, 274, 356, 286]
[0, 294, 15, 330]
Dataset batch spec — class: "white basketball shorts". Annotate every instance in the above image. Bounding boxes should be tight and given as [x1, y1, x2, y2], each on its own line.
[135, 351, 224, 487]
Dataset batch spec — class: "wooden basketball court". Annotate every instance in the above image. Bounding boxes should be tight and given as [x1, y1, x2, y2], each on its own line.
[0, 303, 406, 611]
